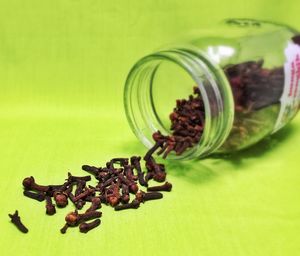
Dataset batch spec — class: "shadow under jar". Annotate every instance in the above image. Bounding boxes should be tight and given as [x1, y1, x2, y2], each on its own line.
[124, 19, 300, 160]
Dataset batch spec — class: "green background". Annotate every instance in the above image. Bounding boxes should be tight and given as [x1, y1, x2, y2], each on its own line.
[1, 1, 300, 255]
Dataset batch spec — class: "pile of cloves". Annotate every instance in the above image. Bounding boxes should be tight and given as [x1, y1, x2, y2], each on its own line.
[16, 147, 172, 234]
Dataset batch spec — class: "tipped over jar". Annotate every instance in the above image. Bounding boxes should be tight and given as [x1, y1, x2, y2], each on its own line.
[124, 19, 300, 160]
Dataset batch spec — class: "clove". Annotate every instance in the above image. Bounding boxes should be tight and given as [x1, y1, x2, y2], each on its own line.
[114, 199, 140, 211]
[79, 219, 101, 233]
[86, 197, 101, 212]
[53, 192, 68, 208]
[65, 210, 102, 226]
[22, 176, 49, 192]
[23, 190, 45, 202]
[135, 191, 163, 203]
[81, 165, 100, 177]
[73, 188, 95, 202]
[147, 182, 172, 192]
[60, 223, 69, 234]
[8, 210, 28, 233]
[130, 157, 148, 187]
[68, 172, 91, 182]
[45, 196, 56, 215]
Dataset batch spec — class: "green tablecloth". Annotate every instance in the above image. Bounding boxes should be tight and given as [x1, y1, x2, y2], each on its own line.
[1, 1, 300, 255]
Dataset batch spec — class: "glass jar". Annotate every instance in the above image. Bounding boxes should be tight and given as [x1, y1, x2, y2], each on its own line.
[124, 19, 300, 160]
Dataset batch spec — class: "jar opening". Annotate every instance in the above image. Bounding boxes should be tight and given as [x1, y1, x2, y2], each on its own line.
[124, 48, 234, 159]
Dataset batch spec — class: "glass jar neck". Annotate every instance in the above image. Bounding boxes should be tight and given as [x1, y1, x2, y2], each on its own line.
[124, 47, 235, 159]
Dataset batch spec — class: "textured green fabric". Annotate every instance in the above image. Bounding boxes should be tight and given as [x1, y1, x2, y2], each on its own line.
[1, 1, 300, 255]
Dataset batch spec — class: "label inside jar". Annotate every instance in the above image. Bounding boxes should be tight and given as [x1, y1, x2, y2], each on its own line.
[273, 39, 300, 133]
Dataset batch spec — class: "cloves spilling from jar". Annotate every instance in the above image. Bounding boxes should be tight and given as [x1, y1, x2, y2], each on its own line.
[150, 60, 286, 157]
[12, 60, 284, 234]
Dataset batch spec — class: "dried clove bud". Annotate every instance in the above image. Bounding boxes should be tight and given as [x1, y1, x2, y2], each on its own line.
[60, 223, 69, 234]
[130, 157, 148, 187]
[23, 190, 45, 202]
[22, 176, 49, 192]
[86, 197, 101, 212]
[8, 210, 28, 233]
[53, 192, 68, 208]
[82, 165, 101, 177]
[147, 182, 172, 192]
[114, 199, 140, 211]
[79, 219, 101, 233]
[135, 191, 163, 203]
[68, 172, 91, 182]
[45, 196, 56, 215]
[65, 210, 102, 227]
[73, 188, 95, 202]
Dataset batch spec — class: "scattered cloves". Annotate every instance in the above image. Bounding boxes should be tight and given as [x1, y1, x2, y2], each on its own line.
[19, 129, 174, 234]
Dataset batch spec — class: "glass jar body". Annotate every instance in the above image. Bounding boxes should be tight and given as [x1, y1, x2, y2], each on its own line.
[124, 19, 300, 159]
